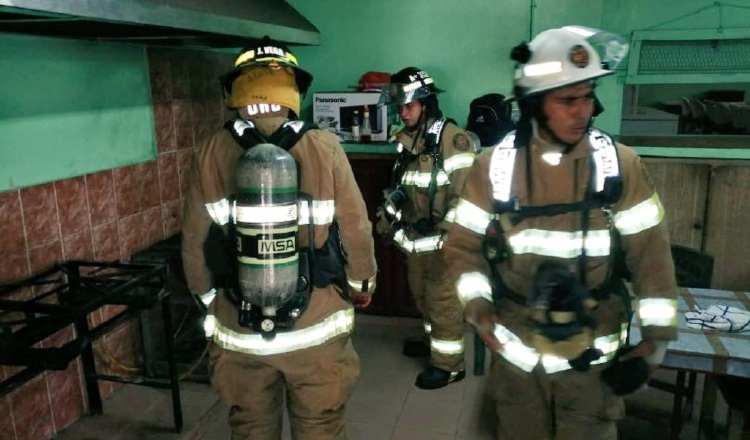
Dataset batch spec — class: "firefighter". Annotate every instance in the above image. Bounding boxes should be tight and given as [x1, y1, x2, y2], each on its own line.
[377, 67, 478, 389]
[443, 26, 678, 439]
[181, 36, 377, 440]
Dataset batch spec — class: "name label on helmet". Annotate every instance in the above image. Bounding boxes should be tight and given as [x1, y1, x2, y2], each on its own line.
[257, 46, 286, 57]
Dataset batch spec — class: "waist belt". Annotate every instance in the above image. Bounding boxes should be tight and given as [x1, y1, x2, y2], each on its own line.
[492, 322, 627, 374]
[492, 271, 621, 305]
[203, 308, 354, 355]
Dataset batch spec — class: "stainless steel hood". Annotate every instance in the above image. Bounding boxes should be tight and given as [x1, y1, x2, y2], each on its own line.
[0, 0, 320, 48]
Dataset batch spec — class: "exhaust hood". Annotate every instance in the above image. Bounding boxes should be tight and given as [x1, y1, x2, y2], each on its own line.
[0, 0, 320, 48]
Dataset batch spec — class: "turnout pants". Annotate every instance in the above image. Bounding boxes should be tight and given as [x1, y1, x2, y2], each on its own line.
[406, 251, 465, 371]
[208, 287, 360, 440]
[487, 354, 625, 440]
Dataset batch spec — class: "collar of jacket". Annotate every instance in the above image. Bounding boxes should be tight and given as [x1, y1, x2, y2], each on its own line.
[531, 119, 593, 161]
[247, 116, 291, 138]
[397, 117, 436, 155]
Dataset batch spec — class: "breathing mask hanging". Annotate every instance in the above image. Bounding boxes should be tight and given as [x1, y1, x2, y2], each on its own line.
[381, 185, 408, 224]
[527, 261, 602, 370]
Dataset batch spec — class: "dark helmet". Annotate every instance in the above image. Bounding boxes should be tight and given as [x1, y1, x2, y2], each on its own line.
[383, 67, 443, 105]
[220, 35, 313, 96]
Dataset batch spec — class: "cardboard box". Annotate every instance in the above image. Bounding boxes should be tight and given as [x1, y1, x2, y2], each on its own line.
[312, 92, 390, 142]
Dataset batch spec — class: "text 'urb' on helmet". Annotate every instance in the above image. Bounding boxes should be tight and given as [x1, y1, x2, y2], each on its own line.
[380, 67, 444, 106]
[511, 26, 629, 99]
[221, 35, 313, 97]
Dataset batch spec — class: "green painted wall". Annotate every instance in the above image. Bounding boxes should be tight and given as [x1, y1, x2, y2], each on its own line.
[2, 0, 749, 193]
[288, 0, 750, 148]
[288, 0, 531, 128]
[0, 34, 155, 192]
[286, 0, 630, 134]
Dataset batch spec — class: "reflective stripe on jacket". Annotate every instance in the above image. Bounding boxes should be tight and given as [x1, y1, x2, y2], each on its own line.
[204, 308, 355, 355]
[390, 119, 477, 254]
[181, 117, 377, 347]
[443, 128, 679, 345]
[182, 117, 376, 296]
[493, 322, 628, 374]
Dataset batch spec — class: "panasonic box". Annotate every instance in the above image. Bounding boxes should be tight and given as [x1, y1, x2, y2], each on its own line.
[312, 92, 390, 142]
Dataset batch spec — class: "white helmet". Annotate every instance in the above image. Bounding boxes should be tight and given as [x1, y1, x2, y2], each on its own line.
[512, 26, 629, 98]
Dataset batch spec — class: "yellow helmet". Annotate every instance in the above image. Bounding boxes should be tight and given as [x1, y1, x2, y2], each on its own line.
[221, 35, 313, 96]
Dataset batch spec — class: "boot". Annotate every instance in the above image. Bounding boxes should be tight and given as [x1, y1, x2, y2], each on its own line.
[415, 366, 466, 390]
[402, 338, 430, 358]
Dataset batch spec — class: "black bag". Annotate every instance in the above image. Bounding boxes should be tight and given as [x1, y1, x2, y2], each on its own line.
[465, 93, 514, 147]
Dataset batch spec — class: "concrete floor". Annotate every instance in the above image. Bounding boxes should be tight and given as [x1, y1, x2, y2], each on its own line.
[55, 314, 732, 440]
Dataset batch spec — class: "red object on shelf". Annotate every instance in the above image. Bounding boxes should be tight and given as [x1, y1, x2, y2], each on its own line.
[358, 71, 391, 91]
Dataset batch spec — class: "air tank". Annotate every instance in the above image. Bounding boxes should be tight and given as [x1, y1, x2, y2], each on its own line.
[234, 143, 299, 312]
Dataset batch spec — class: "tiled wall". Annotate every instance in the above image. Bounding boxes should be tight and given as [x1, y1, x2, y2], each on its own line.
[0, 46, 233, 440]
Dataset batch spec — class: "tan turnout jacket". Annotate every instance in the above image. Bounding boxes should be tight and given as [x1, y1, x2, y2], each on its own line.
[444, 128, 678, 373]
[181, 116, 377, 353]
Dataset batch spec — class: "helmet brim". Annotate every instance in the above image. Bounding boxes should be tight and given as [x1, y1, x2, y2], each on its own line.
[221, 62, 313, 95]
[379, 83, 444, 105]
[508, 70, 612, 101]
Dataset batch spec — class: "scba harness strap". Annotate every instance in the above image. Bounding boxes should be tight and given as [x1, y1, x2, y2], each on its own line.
[483, 129, 630, 371]
[483, 129, 628, 303]
[484, 128, 625, 304]
[489, 129, 622, 214]
[204, 119, 349, 335]
[224, 119, 313, 152]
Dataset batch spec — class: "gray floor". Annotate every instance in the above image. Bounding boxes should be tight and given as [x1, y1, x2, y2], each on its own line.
[56, 314, 730, 440]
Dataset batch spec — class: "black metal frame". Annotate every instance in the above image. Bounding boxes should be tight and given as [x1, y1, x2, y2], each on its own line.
[0, 260, 183, 432]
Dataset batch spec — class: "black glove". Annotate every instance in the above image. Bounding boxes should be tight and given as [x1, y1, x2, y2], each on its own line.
[600, 345, 650, 396]
[568, 347, 604, 372]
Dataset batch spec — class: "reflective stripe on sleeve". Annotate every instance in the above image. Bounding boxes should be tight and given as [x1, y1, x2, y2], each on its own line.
[298, 199, 335, 226]
[456, 272, 493, 306]
[205, 199, 231, 225]
[211, 309, 355, 355]
[431, 336, 465, 355]
[393, 230, 442, 253]
[347, 274, 377, 293]
[638, 297, 678, 327]
[423, 321, 432, 334]
[444, 207, 456, 224]
[199, 288, 217, 306]
[613, 193, 664, 236]
[492, 324, 540, 372]
[507, 229, 611, 258]
[204, 314, 218, 338]
[443, 153, 476, 174]
[453, 199, 492, 235]
[492, 323, 625, 374]
[401, 170, 450, 188]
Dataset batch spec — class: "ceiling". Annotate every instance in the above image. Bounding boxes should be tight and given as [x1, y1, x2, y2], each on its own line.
[0, 0, 320, 48]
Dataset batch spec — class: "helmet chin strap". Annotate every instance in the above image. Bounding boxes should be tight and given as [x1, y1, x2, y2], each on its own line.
[403, 105, 428, 153]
